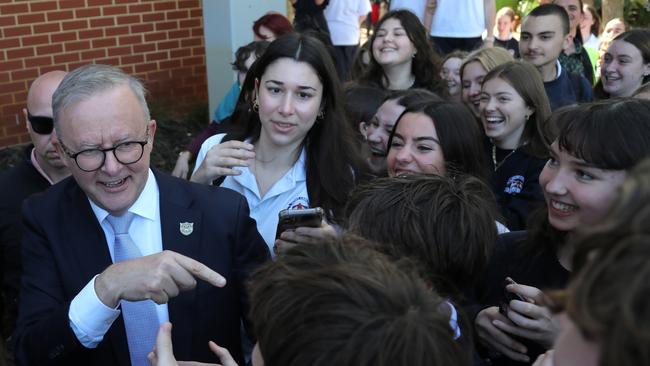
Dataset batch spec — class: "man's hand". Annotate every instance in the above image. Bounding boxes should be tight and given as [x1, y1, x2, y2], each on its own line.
[148, 322, 239, 366]
[95, 250, 226, 308]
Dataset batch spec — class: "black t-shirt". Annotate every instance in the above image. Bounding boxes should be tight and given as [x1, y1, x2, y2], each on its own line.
[495, 37, 520, 58]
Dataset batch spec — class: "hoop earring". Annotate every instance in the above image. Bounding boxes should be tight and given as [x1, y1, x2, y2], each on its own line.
[317, 110, 325, 120]
[252, 98, 259, 113]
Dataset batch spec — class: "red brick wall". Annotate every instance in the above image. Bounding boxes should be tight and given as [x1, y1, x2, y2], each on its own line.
[0, 0, 208, 147]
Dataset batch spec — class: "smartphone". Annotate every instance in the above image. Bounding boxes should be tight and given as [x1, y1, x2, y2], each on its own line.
[499, 277, 527, 315]
[275, 207, 324, 239]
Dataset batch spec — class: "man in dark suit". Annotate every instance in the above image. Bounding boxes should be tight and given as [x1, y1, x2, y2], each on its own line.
[0, 70, 68, 359]
[12, 64, 270, 366]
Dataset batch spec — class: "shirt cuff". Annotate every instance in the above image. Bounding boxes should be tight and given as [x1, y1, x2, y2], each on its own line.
[69, 275, 121, 348]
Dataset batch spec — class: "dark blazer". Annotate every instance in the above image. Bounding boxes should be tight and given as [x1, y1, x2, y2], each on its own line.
[13, 170, 270, 366]
[0, 147, 50, 341]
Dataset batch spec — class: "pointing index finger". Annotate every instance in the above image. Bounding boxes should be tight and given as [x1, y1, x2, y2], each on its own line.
[175, 254, 227, 287]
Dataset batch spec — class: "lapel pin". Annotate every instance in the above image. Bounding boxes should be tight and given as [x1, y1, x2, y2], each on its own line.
[179, 222, 194, 236]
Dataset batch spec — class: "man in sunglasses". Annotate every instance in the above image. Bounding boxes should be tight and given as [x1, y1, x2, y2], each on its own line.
[0, 70, 68, 359]
[12, 64, 269, 366]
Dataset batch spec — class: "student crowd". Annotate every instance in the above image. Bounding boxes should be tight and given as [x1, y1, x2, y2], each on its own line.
[1, 0, 649, 365]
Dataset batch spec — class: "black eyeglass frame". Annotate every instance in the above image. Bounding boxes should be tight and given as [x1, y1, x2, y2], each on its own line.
[58, 129, 150, 172]
[27, 112, 54, 135]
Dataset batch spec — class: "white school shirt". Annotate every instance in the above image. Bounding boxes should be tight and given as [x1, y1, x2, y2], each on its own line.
[324, 0, 372, 45]
[389, 0, 427, 23]
[194, 134, 310, 253]
[429, 0, 485, 38]
[68, 169, 168, 348]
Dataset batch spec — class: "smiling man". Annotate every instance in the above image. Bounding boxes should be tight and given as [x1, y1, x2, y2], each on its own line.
[519, 4, 593, 110]
[12, 64, 269, 366]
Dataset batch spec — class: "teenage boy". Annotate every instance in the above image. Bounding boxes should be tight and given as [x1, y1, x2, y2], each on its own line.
[519, 4, 593, 110]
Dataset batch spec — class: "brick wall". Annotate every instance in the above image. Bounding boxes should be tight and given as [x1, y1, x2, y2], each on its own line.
[0, 0, 208, 148]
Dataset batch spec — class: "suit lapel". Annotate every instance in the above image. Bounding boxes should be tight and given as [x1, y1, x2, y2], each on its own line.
[156, 171, 202, 359]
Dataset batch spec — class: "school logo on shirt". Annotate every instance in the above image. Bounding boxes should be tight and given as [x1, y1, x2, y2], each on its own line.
[504, 175, 525, 194]
[286, 197, 310, 210]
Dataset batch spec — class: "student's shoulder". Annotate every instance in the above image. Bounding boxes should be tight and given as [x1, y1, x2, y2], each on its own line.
[567, 71, 594, 102]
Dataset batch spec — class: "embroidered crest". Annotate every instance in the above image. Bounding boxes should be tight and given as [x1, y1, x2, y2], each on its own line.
[286, 197, 310, 210]
[504, 175, 525, 194]
[179, 222, 194, 236]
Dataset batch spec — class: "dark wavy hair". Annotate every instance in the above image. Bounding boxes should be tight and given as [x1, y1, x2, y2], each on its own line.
[229, 33, 363, 221]
[231, 40, 269, 73]
[345, 174, 498, 299]
[387, 101, 491, 183]
[357, 10, 446, 95]
[526, 99, 650, 258]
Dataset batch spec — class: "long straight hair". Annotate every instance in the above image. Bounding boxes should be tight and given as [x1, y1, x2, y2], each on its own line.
[229, 33, 364, 221]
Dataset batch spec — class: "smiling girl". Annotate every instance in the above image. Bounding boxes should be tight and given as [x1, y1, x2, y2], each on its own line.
[386, 101, 489, 183]
[440, 51, 467, 102]
[474, 99, 650, 365]
[479, 61, 552, 231]
[595, 29, 650, 99]
[460, 47, 514, 118]
[356, 10, 446, 95]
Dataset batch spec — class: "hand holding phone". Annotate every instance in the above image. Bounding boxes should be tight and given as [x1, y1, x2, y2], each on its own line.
[499, 277, 528, 315]
[275, 207, 324, 239]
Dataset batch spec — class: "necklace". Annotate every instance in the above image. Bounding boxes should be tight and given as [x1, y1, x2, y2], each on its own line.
[492, 145, 517, 171]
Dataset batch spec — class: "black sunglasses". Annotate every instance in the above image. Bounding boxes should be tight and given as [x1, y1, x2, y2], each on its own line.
[27, 112, 54, 135]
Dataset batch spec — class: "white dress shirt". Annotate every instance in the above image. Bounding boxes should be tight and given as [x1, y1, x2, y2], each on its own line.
[68, 169, 168, 348]
[194, 134, 309, 254]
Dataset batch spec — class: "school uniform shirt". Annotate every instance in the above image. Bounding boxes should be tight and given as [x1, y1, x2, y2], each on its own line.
[476, 231, 570, 366]
[324, 0, 371, 46]
[544, 60, 594, 111]
[194, 134, 310, 253]
[389, 0, 427, 23]
[489, 145, 546, 231]
[494, 36, 519, 58]
[429, 0, 484, 38]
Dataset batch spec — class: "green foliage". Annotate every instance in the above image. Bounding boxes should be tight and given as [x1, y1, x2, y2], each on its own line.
[625, 0, 650, 27]
[149, 102, 209, 174]
[512, 0, 649, 27]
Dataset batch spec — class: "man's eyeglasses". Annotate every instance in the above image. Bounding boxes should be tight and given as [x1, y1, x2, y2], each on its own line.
[59, 129, 150, 172]
[27, 112, 54, 135]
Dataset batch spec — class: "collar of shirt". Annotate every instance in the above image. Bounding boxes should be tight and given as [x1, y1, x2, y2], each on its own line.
[89, 169, 159, 224]
[30, 147, 55, 185]
[231, 143, 307, 200]
[555, 59, 563, 80]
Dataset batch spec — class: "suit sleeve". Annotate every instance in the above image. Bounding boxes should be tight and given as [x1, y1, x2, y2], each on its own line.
[0, 195, 22, 339]
[232, 195, 270, 339]
[12, 200, 84, 365]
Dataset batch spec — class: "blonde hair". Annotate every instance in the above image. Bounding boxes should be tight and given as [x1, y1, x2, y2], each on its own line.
[459, 47, 514, 81]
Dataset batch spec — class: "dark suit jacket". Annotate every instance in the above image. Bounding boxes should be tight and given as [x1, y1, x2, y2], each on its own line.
[0, 146, 50, 341]
[13, 170, 270, 366]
